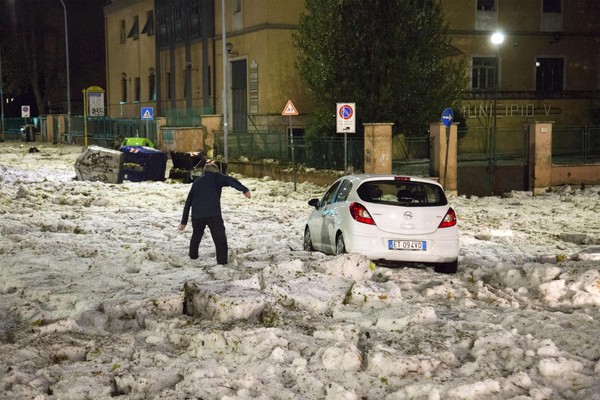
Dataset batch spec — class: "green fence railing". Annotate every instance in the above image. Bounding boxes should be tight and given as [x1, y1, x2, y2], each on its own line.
[214, 130, 364, 171]
[552, 126, 600, 164]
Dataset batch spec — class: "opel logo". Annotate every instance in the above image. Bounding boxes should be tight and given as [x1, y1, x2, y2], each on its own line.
[404, 211, 413, 220]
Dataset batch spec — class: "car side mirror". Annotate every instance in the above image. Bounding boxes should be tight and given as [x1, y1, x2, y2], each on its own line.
[308, 198, 320, 209]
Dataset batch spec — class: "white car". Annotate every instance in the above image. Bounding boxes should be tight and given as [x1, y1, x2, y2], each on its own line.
[304, 174, 459, 273]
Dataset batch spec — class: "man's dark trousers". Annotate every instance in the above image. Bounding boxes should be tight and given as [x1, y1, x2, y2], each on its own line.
[190, 216, 228, 264]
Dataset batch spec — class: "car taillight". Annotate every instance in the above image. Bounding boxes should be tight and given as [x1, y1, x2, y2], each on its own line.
[438, 207, 457, 228]
[349, 202, 376, 225]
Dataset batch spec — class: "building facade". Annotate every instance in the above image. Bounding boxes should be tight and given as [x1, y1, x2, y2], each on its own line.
[442, 0, 600, 130]
[104, 0, 311, 132]
[104, 0, 600, 139]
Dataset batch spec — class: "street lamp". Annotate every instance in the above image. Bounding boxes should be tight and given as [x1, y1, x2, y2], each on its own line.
[59, 0, 71, 143]
[490, 31, 504, 177]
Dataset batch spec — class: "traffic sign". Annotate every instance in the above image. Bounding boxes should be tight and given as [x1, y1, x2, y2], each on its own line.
[21, 105, 30, 118]
[141, 107, 154, 120]
[441, 107, 454, 128]
[336, 103, 356, 133]
[281, 100, 299, 116]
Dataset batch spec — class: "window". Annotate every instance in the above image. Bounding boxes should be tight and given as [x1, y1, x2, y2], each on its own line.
[120, 20, 126, 43]
[141, 10, 154, 36]
[120, 74, 128, 103]
[128, 16, 139, 40]
[321, 181, 342, 206]
[357, 181, 447, 207]
[207, 65, 211, 96]
[184, 62, 191, 98]
[233, 0, 242, 13]
[335, 180, 353, 202]
[472, 57, 497, 90]
[148, 69, 156, 101]
[536, 57, 564, 93]
[477, 0, 494, 11]
[166, 72, 172, 100]
[134, 77, 140, 103]
[543, 0, 561, 13]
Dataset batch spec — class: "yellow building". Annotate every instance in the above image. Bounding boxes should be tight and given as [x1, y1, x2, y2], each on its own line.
[104, 0, 599, 137]
[442, 0, 600, 130]
[104, 0, 311, 133]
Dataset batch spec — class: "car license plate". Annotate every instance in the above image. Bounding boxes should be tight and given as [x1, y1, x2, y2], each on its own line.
[388, 240, 426, 251]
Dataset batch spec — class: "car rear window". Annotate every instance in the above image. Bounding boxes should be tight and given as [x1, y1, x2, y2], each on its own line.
[356, 180, 447, 207]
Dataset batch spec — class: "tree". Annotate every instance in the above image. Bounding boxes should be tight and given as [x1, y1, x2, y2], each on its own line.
[0, 0, 67, 116]
[294, 0, 467, 138]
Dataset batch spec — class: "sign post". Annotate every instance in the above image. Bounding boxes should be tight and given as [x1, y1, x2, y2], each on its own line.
[282, 100, 299, 191]
[82, 86, 105, 147]
[440, 107, 454, 188]
[141, 107, 154, 139]
[336, 103, 356, 173]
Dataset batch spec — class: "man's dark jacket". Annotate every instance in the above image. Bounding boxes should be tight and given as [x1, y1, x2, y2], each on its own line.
[180, 171, 248, 223]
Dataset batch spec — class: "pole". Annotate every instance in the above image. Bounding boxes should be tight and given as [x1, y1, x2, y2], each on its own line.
[83, 88, 88, 147]
[489, 31, 504, 194]
[221, 0, 229, 165]
[443, 125, 450, 189]
[59, 0, 71, 144]
[492, 49, 499, 173]
[0, 46, 5, 142]
[344, 131, 347, 173]
[289, 115, 296, 191]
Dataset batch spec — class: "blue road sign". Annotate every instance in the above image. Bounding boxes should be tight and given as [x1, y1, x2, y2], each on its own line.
[441, 108, 454, 128]
[141, 107, 154, 120]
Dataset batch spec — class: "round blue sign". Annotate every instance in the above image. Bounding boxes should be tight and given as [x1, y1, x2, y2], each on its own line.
[441, 108, 454, 128]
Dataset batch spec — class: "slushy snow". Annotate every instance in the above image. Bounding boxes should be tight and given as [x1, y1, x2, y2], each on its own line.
[1, 142, 600, 399]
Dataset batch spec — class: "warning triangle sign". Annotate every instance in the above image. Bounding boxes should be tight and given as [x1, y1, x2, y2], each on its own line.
[143, 110, 152, 119]
[281, 100, 299, 116]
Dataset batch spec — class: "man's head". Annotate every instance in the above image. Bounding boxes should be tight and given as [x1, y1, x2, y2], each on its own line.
[203, 162, 219, 173]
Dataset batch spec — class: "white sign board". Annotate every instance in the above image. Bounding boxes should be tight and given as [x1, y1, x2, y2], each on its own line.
[88, 92, 105, 116]
[336, 103, 355, 133]
[21, 105, 31, 118]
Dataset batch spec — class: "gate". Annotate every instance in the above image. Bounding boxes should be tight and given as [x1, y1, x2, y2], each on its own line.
[457, 126, 529, 196]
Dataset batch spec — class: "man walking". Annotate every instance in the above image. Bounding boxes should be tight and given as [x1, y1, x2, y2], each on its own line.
[179, 162, 251, 264]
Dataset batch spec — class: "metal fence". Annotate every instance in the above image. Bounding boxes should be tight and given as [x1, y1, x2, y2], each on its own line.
[552, 126, 600, 164]
[457, 126, 528, 165]
[214, 130, 365, 171]
[163, 107, 213, 127]
[71, 116, 158, 145]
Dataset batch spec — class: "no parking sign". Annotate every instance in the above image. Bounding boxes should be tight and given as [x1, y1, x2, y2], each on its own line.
[21, 105, 30, 118]
[336, 103, 355, 133]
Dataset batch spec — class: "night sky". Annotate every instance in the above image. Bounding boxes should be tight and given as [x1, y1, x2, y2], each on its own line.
[1, 0, 107, 117]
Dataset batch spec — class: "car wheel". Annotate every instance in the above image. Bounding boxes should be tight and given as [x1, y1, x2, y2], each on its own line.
[335, 233, 346, 255]
[304, 227, 315, 251]
[434, 260, 458, 274]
